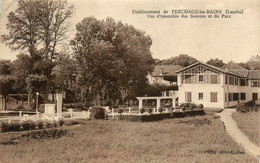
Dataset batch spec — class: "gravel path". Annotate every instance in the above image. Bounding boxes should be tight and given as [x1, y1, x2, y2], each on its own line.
[216, 109, 259, 159]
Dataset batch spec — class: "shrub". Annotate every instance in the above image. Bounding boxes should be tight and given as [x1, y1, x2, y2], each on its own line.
[91, 106, 105, 119]
[147, 107, 152, 114]
[198, 104, 204, 109]
[22, 121, 31, 130]
[1, 122, 9, 132]
[45, 121, 53, 128]
[140, 107, 145, 114]
[37, 121, 44, 129]
[30, 121, 36, 130]
[158, 107, 163, 113]
[118, 108, 123, 115]
[169, 107, 174, 111]
[58, 120, 64, 127]
[53, 121, 58, 127]
[8, 122, 21, 131]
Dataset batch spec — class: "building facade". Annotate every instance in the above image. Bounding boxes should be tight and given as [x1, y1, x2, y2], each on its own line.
[176, 62, 260, 108]
[147, 65, 182, 86]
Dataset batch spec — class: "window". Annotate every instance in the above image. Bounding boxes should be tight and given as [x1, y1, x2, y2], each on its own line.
[229, 76, 234, 85]
[225, 75, 228, 84]
[210, 92, 217, 102]
[228, 93, 233, 101]
[184, 75, 192, 83]
[185, 92, 192, 102]
[251, 80, 260, 87]
[240, 93, 246, 100]
[225, 93, 227, 102]
[198, 93, 203, 100]
[235, 78, 238, 85]
[233, 93, 239, 101]
[199, 75, 203, 82]
[210, 75, 218, 84]
[240, 79, 246, 86]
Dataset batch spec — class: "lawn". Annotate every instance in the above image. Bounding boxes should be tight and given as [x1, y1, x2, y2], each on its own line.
[232, 111, 259, 146]
[0, 115, 257, 163]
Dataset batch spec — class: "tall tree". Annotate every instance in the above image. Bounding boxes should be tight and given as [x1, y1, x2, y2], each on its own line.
[1, 0, 74, 101]
[1, 0, 74, 64]
[71, 17, 154, 104]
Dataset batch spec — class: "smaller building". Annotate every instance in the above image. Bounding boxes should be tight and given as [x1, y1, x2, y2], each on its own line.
[147, 65, 182, 86]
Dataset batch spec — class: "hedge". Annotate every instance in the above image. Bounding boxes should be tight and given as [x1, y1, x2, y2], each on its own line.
[114, 109, 205, 122]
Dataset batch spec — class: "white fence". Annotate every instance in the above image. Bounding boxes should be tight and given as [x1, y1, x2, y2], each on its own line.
[0, 109, 90, 123]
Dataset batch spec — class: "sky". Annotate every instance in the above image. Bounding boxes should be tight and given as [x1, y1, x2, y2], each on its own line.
[0, 0, 260, 63]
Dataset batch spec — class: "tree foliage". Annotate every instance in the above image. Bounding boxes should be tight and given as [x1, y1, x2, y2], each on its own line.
[206, 58, 225, 67]
[1, 0, 74, 61]
[71, 16, 154, 104]
[158, 54, 198, 67]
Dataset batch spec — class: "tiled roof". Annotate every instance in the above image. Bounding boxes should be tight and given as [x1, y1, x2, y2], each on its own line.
[152, 65, 182, 76]
[175, 62, 244, 77]
[229, 69, 248, 78]
[248, 70, 260, 80]
[221, 62, 246, 70]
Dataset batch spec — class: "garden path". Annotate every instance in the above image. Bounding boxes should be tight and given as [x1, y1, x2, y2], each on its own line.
[216, 109, 259, 159]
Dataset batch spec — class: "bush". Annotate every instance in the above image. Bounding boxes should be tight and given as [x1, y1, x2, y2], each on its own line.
[147, 107, 152, 114]
[90, 106, 105, 119]
[8, 122, 21, 131]
[22, 121, 34, 130]
[37, 121, 44, 129]
[45, 121, 54, 128]
[140, 107, 145, 114]
[198, 104, 204, 109]
[1, 122, 9, 132]
[118, 108, 123, 115]
[158, 107, 163, 113]
[115, 110, 205, 122]
[58, 120, 64, 127]
[30, 121, 36, 130]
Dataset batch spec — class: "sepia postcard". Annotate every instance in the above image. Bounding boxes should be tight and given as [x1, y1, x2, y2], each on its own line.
[0, 0, 259, 162]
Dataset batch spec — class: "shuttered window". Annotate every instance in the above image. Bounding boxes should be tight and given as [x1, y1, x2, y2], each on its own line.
[185, 92, 192, 102]
[210, 75, 218, 84]
[210, 92, 217, 102]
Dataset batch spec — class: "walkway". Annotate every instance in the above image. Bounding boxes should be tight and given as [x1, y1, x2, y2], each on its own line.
[216, 109, 259, 159]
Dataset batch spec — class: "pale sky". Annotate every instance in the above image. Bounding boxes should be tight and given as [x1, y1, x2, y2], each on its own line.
[0, 0, 260, 63]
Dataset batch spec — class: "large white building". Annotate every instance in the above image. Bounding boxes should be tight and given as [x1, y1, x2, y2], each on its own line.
[176, 62, 260, 108]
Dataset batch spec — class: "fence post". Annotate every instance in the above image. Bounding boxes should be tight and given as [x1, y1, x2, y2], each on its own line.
[128, 107, 131, 115]
[112, 108, 115, 119]
[19, 110, 21, 117]
[69, 108, 73, 118]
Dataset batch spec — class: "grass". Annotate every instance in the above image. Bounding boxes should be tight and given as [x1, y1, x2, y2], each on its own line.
[232, 111, 259, 146]
[0, 115, 257, 163]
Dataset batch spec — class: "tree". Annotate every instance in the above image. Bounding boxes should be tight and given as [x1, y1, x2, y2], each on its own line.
[1, 0, 74, 101]
[0, 59, 13, 110]
[71, 17, 154, 104]
[159, 54, 198, 67]
[206, 58, 225, 67]
[1, 0, 74, 62]
[247, 55, 260, 70]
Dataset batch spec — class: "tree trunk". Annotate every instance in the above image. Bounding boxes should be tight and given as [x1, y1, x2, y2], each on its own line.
[16, 93, 19, 104]
[21, 94, 24, 106]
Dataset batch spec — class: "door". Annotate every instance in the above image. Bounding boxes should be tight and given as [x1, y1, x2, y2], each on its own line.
[252, 93, 258, 101]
